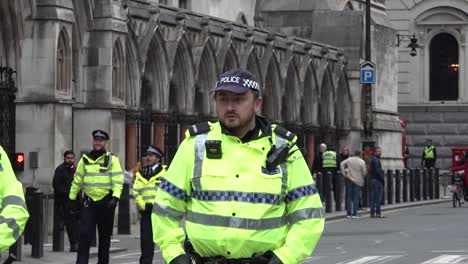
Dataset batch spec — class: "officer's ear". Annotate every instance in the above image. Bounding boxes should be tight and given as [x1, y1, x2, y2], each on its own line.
[254, 93, 262, 112]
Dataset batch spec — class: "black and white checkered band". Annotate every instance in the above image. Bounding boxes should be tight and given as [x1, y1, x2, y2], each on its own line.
[216, 76, 260, 92]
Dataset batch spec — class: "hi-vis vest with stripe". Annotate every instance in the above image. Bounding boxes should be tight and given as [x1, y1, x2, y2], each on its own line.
[0, 145, 29, 254]
[424, 146, 435, 159]
[69, 151, 124, 201]
[133, 165, 166, 210]
[152, 121, 325, 264]
[322, 150, 337, 168]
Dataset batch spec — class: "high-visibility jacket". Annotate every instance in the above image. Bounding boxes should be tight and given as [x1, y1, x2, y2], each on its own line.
[69, 151, 124, 201]
[152, 121, 325, 264]
[0, 146, 29, 253]
[133, 165, 166, 210]
[424, 146, 435, 159]
[322, 150, 337, 168]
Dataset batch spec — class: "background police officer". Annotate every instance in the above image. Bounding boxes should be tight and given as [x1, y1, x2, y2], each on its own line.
[53, 150, 79, 252]
[133, 145, 166, 264]
[321, 145, 341, 211]
[152, 69, 324, 264]
[69, 130, 124, 264]
[0, 145, 29, 254]
[421, 139, 437, 169]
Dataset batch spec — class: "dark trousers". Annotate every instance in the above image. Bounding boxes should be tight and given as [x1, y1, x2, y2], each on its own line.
[322, 168, 341, 211]
[54, 199, 79, 246]
[424, 159, 436, 169]
[345, 180, 361, 216]
[370, 179, 383, 216]
[76, 196, 116, 264]
[140, 211, 155, 264]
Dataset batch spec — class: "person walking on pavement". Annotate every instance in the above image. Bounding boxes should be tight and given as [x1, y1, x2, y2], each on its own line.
[340, 150, 367, 218]
[322, 145, 341, 211]
[370, 147, 385, 218]
[53, 150, 80, 252]
[421, 139, 437, 169]
[152, 69, 324, 264]
[0, 145, 29, 254]
[69, 130, 124, 264]
[133, 145, 166, 264]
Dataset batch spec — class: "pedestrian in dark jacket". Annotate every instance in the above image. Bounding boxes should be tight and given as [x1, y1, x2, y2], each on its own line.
[369, 147, 385, 218]
[52, 150, 79, 252]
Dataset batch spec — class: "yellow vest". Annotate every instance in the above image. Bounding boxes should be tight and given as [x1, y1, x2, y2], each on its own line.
[0, 146, 29, 253]
[133, 165, 166, 210]
[322, 150, 337, 168]
[152, 122, 324, 264]
[424, 146, 434, 159]
[69, 152, 124, 201]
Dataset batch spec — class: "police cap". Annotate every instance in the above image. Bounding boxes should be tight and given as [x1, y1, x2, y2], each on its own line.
[213, 69, 261, 95]
[145, 145, 164, 157]
[92, 130, 109, 140]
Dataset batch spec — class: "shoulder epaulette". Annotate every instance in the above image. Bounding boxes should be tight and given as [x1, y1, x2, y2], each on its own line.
[188, 122, 211, 137]
[274, 125, 296, 141]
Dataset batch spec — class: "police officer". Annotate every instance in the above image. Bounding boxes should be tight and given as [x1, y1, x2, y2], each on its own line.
[53, 150, 80, 252]
[152, 69, 324, 264]
[321, 145, 341, 211]
[0, 145, 29, 253]
[69, 130, 124, 264]
[133, 145, 166, 264]
[421, 139, 437, 169]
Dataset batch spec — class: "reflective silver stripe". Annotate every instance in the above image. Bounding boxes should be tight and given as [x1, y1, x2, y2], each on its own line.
[275, 134, 289, 204]
[0, 195, 27, 213]
[139, 187, 157, 192]
[143, 195, 156, 200]
[153, 203, 184, 219]
[84, 172, 112, 177]
[193, 134, 208, 190]
[84, 183, 112, 188]
[288, 207, 325, 224]
[110, 171, 124, 177]
[0, 216, 20, 241]
[186, 211, 287, 230]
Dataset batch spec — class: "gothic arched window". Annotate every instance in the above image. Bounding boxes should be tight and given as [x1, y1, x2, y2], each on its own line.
[112, 40, 125, 100]
[57, 29, 71, 94]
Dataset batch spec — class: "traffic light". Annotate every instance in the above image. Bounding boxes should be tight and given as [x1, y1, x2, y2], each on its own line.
[13, 152, 25, 171]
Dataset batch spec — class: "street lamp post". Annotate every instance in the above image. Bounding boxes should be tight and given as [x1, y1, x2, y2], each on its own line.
[363, 0, 373, 138]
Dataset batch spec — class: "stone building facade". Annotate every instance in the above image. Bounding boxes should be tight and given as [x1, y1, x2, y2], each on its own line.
[0, 0, 402, 190]
[387, 0, 468, 169]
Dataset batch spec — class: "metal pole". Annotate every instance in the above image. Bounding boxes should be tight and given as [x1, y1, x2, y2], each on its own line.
[363, 0, 373, 137]
[366, 0, 371, 61]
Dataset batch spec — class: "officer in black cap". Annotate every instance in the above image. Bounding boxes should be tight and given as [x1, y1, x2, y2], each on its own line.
[133, 145, 166, 264]
[69, 129, 124, 264]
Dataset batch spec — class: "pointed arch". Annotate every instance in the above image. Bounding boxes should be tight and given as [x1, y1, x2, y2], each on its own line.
[302, 64, 319, 126]
[335, 71, 351, 130]
[126, 34, 140, 109]
[262, 54, 282, 121]
[112, 38, 125, 100]
[142, 28, 170, 111]
[222, 45, 239, 73]
[195, 39, 218, 116]
[169, 35, 196, 114]
[245, 49, 262, 84]
[319, 67, 335, 128]
[282, 60, 301, 122]
[56, 28, 71, 94]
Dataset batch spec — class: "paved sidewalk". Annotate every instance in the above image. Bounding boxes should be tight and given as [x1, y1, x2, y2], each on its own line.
[1, 198, 451, 263]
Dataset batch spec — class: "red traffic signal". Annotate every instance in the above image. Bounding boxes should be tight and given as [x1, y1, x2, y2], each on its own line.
[14, 152, 24, 171]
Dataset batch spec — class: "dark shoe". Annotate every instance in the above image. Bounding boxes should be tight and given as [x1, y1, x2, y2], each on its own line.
[376, 214, 386, 218]
[370, 214, 375, 218]
[70, 243, 79, 252]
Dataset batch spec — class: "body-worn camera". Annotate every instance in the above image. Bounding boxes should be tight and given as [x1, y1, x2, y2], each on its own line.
[205, 140, 222, 159]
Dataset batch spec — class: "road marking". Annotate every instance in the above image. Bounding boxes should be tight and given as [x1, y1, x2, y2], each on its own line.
[432, 251, 468, 253]
[112, 250, 160, 258]
[422, 255, 468, 263]
[344, 255, 402, 264]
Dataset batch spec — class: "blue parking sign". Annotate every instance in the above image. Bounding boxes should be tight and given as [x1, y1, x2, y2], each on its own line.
[360, 61, 376, 84]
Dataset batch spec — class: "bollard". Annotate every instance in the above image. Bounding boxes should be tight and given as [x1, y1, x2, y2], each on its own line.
[415, 169, 421, 201]
[316, 172, 323, 200]
[395, 170, 401, 203]
[402, 170, 408, 202]
[31, 191, 44, 258]
[434, 168, 440, 199]
[118, 183, 131, 234]
[334, 172, 343, 212]
[361, 177, 369, 208]
[386, 170, 393, 205]
[24, 187, 38, 245]
[52, 194, 65, 252]
[9, 237, 22, 261]
[409, 169, 415, 202]
[324, 171, 332, 213]
[428, 168, 434, 200]
[422, 169, 428, 200]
